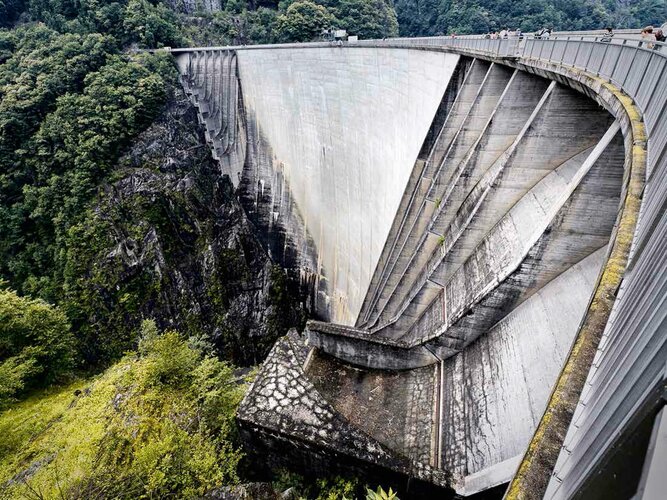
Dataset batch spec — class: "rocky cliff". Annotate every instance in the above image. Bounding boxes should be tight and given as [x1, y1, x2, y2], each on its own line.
[66, 85, 307, 366]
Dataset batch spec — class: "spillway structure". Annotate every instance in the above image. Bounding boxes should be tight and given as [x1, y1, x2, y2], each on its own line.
[172, 33, 666, 498]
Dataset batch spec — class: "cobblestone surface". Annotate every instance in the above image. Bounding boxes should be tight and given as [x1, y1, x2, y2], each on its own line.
[237, 329, 450, 487]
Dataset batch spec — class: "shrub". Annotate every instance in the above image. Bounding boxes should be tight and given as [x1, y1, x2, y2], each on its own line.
[0, 321, 248, 499]
[366, 486, 399, 500]
[0, 286, 76, 405]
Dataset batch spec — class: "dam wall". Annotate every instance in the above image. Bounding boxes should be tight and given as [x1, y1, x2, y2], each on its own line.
[174, 34, 665, 499]
[176, 47, 461, 324]
[236, 48, 460, 324]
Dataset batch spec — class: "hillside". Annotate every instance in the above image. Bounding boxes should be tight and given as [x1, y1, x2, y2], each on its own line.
[394, 0, 665, 37]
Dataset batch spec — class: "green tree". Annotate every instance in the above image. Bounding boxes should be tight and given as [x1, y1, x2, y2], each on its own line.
[0, 286, 75, 405]
[275, 0, 335, 42]
[334, 0, 398, 38]
[122, 0, 184, 48]
[396, 0, 667, 36]
[0, 0, 25, 27]
[0, 46, 173, 303]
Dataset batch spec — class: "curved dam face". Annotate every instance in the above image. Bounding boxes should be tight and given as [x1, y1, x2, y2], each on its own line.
[175, 45, 636, 497]
[238, 48, 459, 324]
[176, 47, 461, 324]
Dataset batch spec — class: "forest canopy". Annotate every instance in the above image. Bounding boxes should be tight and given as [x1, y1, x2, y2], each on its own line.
[394, 0, 666, 37]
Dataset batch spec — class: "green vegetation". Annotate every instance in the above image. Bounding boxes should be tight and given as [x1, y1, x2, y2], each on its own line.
[0, 285, 75, 406]
[276, 1, 336, 42]
[394, 0, 666, 37]
[334, 0, 398, 39]
[366, 486, 399, 499]
[274, 0, 398, 41]
[274, 470, 360, 499]
[1, 0, 662, 497]
[0, 25, 175, 305]
[0, 320, 247, 499]
[273, 470, 401, 499]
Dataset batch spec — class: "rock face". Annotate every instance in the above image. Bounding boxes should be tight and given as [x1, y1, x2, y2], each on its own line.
[164, 0, 224, 15]
[75, 86, 307, 365]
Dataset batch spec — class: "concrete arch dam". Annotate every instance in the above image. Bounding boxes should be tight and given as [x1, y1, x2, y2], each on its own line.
[173, 37, 664, 498]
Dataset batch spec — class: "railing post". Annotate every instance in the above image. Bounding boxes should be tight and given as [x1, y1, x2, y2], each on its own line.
[572, 37, 582, 67]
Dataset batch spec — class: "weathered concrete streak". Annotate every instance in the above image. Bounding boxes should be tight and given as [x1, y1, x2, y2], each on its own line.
[362, 63, 515, 330]
[235, 48, 460, 324]
[239, 106, 323, 310]
[306, 351, 438, 465]
[443, 248, 607, 492]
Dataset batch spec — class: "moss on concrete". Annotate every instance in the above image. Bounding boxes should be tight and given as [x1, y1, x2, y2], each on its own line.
[504, 70, 646, 500]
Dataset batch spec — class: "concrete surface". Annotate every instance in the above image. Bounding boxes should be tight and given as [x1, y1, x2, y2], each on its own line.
[236, 47, 460, 324]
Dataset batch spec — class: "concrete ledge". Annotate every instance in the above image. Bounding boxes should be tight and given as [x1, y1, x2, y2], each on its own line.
[306, 321, 438, 370]
[461, 455, 522, 496]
